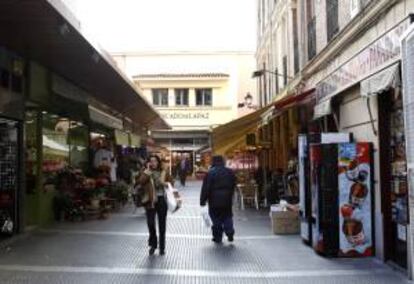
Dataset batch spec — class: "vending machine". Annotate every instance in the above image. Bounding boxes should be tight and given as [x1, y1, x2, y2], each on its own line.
[298, 133, 351, 245]
[310, 142, 373, 257]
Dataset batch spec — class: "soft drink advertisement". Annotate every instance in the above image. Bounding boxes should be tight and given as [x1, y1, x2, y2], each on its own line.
[309, 144, 322, 252]
[338, 143, 372, 256]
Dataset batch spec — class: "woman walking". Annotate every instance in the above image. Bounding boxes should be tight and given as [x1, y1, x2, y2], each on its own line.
[138, 155, 174, 256]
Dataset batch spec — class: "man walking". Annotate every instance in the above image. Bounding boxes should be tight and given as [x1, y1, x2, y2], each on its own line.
[200, 155, 236, 243]
[178, 157, 190, 187]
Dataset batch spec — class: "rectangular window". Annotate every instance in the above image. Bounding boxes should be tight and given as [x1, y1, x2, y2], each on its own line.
[195, 88, 212, 106]
[152, 89, 168, 106]
[307, 0, 317, 60]
[292, 8, 300, 74]
[327, 0, 339, 41]
[275, 68, 279, 95]
[263, 62, 267, 106]
[283, 56, 288, 86]
[174, 89, 189, 106]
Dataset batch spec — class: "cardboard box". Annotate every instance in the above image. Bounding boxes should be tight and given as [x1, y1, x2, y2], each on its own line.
[271, 210, 300, 235]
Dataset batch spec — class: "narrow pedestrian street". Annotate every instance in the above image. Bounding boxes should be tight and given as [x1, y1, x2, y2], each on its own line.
[0, 181, 408, 284]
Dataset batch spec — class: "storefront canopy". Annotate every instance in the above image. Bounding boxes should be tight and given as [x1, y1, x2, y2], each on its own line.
[361, 63, 400, 97]
[212, 105, 273, 156]
[0, 0, 169, 130]
[273, 88, 315, 110]
[313, 99, 333, 120]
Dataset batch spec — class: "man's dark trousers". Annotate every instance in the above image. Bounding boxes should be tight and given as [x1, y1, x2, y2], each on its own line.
[209, 208, 234, 242]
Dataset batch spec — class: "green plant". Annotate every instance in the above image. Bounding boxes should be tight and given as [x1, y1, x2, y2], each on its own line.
[106, 182, 129, 204]
[53, 193, 73, 221]
[85, 186, 107, 200]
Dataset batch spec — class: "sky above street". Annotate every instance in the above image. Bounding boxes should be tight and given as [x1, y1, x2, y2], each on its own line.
[63, 0, 257, 52]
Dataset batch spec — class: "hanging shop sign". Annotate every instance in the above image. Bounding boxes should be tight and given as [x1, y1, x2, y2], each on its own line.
[360, 63, 400, 97]
[114, 129, 130, 147]
[162, 112, 210, 120]
[129, 133, 141, 148]
[89, 106, 123, 130]
[316, 17, 410, 103]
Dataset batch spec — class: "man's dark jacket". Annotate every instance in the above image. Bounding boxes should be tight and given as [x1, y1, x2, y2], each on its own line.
[200, 165, 236, 209]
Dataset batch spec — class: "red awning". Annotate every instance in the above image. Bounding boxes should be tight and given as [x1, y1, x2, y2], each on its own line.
[273, 88, 315, 110]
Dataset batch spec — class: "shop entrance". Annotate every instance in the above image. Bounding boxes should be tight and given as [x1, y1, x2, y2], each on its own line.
[379, 90, 408, 269]
[0, 117, 20, 235]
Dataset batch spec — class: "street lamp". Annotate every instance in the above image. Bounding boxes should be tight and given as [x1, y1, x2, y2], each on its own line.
[238, 92, 257, 109]
[252, 69, 293, 79]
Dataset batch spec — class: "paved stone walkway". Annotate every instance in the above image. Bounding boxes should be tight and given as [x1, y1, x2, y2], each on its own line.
[0, 181, 410, 283]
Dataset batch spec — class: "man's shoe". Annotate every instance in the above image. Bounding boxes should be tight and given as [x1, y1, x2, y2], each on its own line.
[228, 235, 234, 242]
[160, 250, 165, 256]
[149, 247, 156, 255]
[212, 238, 222, 244]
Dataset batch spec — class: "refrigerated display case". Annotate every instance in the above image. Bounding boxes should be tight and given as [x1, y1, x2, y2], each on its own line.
[299, 133, 351, 245]
[310, 142, 373, 257]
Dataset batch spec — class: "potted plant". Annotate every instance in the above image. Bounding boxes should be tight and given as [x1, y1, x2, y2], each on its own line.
[53, 193, 73, 221]
[89, 186, 107, 209]
[106, 182, 129, 208]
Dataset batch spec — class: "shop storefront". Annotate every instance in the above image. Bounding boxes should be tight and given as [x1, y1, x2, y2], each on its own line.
[310, 16, 412, 272]
[0, 47, 25, 235]
[400, 26, 414, 276]
[0, 1, 169, 236]
[257, 89, 316, 206]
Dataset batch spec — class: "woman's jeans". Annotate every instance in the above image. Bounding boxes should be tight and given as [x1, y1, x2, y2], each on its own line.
[145, 196, 168, 250]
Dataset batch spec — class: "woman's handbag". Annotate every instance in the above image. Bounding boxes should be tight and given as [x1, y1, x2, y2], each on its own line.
[165, 183, 182, 213]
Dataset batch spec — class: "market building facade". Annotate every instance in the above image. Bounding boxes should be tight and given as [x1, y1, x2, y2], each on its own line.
[0, 1, 168, 235]
[112, 52, 258, 177]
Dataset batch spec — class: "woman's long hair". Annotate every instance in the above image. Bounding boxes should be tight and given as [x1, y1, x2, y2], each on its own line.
[149, 154, 163, 171]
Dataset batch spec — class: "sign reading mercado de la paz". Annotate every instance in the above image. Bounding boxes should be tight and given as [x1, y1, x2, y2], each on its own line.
[162, 112, 210, 120]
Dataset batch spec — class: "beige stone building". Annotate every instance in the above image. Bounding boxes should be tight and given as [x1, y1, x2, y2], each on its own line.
[112, 51, 257, 173]
[256, 0, 414, 277]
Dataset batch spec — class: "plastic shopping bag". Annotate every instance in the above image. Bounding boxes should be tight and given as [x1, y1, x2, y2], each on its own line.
[201, 206, 212, 228]
[166, 183, 182, 213]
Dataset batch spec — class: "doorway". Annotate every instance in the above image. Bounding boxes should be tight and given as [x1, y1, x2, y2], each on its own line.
[379, 90, 409, 269]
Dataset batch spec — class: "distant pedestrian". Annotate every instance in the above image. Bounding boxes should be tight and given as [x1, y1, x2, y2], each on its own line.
[200, 155, 237, 243]
[137, 155, 174, 256]
[178, 157, 190, 187]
